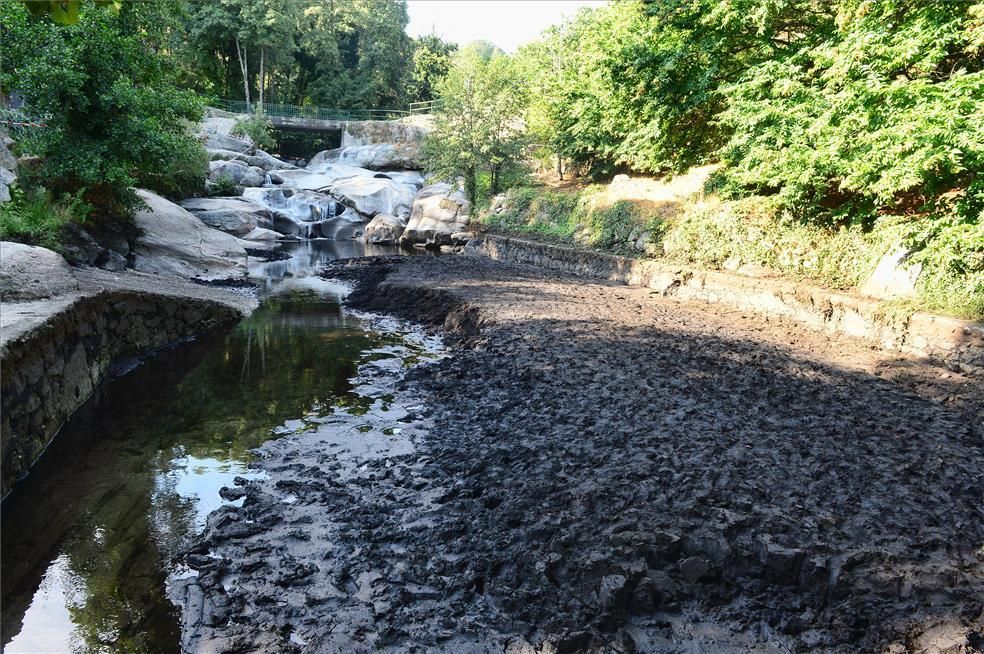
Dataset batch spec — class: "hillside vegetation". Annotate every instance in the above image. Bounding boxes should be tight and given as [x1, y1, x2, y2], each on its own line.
[432, 0, 983, 319]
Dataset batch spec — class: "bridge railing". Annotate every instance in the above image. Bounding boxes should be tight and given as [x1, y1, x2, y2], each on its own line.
[213, 99, 413, 121]
[409, 99, 442, 115]
[212, 99, 444, 121]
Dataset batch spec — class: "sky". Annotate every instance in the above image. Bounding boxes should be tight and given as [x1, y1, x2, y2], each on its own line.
[405, 1, 606, 53]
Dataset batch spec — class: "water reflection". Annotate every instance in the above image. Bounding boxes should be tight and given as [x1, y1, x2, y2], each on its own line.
[1, 241, 410, 653]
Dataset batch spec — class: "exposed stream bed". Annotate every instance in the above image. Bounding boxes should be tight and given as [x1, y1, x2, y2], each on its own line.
[0, 242, 441, 653]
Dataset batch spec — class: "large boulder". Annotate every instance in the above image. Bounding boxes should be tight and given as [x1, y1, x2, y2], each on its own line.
[131, 190, 248, 279]
[0, 242, 80, 301]
[317, 208, 366, 240]
[400, 183, 471, 248]
[242, 227, 285, 242]
[208, 160, 266, 187]
[0, 167, 14, 203]
[364, 213, 407, 244]
[327, 176, 417, 219]
[198, 115, 254, 155]
[860, 246, 921, 299]
[252, 149, 296, 171]
[180, 197, 272, 237]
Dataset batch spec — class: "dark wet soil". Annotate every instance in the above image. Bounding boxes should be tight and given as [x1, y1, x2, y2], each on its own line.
[183, 255, 983, 653]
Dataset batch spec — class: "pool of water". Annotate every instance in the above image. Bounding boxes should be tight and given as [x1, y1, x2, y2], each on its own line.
[0, 241, 426, 653]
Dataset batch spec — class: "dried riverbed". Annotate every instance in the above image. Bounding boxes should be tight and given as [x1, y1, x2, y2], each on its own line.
[179, 254, 983, 653]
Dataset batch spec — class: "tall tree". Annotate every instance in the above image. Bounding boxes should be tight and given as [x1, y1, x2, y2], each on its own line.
[405, 34, 457, 104]
[424, 44, 528, 206]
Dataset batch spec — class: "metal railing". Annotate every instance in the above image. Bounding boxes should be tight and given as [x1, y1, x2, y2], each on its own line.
[212, 98, 442, 122]
[0, 107, 48, 141]
[408, 99, 442, 115]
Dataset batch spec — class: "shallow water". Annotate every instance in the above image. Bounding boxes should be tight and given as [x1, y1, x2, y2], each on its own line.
[0, 241, 426, 653]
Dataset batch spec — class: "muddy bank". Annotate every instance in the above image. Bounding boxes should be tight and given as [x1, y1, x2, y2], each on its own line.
[184, 255, 982, 652]
[1, 267, 255, 498]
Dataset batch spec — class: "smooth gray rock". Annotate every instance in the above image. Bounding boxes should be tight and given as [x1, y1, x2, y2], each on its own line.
[365, 213, 407, 244]
[131, 190, 248, 279]
[316, 208, 366, 240]
[202, 131, 253, 154]
[207, 148, 296, 171]
[0, 167, 14, 203]
[241, 227, 284, 242]
[181, 198, 272, 237]
[328, 176, 417, 218]
[0, 241, 80, 301]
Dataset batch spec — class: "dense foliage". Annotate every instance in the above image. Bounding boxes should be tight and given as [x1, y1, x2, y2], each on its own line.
[1, 0, 206, 219]
[517, 0, 984, 225]
[179, 0, 453, 110]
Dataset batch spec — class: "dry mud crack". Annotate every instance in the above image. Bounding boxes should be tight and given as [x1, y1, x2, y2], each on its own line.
[179, 255, 983, 653]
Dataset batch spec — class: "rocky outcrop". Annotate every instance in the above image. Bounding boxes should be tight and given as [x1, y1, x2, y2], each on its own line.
[209, 160, 266, 187]
[0, 242, 80, 300]
[0, 260, 254, 498]
[400, 183, 472, 247]
[208, 148, 296, 172]
[365, 213, 407, 244]
[131, 190, 249, 279]
[340, 121, 427, 149]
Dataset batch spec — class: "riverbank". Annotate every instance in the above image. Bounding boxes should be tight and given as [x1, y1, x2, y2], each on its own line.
[0, 253, 257, 498]
[178, 254, 982, 652]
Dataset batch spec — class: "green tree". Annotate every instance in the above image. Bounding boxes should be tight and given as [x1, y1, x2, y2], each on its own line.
[406, 34, 457, 104]
[1, 0, 206, 219]
[424, 44, 528, 206]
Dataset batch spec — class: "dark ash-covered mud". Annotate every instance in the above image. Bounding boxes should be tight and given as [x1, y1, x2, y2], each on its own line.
[179, 255, 983, 653]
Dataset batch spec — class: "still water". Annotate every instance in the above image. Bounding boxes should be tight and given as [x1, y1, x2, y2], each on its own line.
[1, 241, 423, 653]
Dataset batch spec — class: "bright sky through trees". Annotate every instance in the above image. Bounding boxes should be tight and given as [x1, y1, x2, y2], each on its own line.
[405, 0, 604, 52]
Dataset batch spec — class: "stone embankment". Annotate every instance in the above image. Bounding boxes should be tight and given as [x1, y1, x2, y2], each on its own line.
[470, 234, 984, 376]
[0, 242, 255, 498]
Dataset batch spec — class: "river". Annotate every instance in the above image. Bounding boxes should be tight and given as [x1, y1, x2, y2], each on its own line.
[0, 241, 436, 653]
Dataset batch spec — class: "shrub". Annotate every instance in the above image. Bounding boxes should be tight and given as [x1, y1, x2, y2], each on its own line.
[230, 114, 276, 151]
[0, 186, 90, 252]
[0, 1, 205, 220]
[210, 174, 237, 196]
[136, 133, 208, 199]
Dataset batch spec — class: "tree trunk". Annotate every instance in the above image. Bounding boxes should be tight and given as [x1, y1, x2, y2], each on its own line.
[490, 165, 501, 196]
[259, 46, 265, 114]
[465, 166, 477, 209]
[235, 37, 250, 109]
[557, 154, 564, 181]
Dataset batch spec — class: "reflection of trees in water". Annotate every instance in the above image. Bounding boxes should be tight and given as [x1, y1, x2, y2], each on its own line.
[3, 289, 389, 652]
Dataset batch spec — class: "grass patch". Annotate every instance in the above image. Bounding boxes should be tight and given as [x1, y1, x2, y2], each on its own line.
[0, 187, 90, 253]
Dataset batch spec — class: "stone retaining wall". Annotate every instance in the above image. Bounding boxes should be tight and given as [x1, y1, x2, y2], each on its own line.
[473, 234, 984, 375]
[1, 290, 243, 498]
